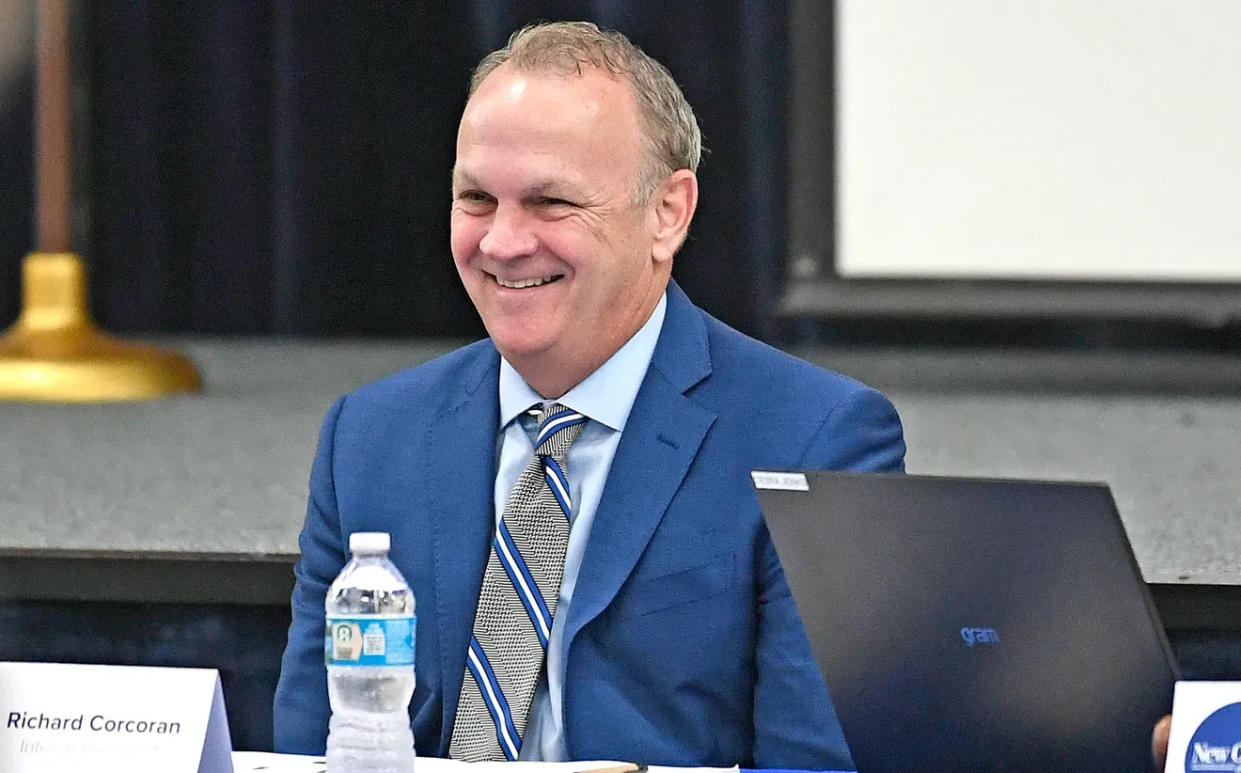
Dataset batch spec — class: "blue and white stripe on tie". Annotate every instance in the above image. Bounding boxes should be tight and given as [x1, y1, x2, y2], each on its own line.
[465, 637, 521, 760]
[449, 402, 588, 761]
[494, 520, 553, 646]
[543, 457, 572, 519]
[536, 409, 587, 449]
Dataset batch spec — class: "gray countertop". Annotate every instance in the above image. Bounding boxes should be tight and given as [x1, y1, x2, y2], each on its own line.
[2, 339, 1238, 586]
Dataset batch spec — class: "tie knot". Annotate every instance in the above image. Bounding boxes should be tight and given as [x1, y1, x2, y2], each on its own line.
[533, 402, 587, 458]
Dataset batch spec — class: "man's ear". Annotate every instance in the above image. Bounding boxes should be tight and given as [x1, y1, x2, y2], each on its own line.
[649, 169, 698, 265]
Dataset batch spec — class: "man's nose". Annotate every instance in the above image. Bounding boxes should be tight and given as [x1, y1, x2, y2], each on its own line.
[479, 203, 538, 260]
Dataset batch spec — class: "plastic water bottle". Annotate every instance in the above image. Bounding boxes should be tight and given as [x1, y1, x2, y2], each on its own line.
[325, 532, 417, 772]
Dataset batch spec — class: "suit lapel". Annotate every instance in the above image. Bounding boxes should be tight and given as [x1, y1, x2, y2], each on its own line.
[420, 346, 501, 751]
[562, 283, 716, 648]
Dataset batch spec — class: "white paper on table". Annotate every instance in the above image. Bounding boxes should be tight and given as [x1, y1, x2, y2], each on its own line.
[231, 752, 737, 773]
[231, 752, 324, 772]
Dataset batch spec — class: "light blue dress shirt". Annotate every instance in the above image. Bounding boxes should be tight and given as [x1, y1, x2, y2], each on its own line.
[493, 292, 667, 761]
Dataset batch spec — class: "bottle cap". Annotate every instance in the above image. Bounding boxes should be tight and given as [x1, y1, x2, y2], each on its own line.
[349, 531, 391, 554]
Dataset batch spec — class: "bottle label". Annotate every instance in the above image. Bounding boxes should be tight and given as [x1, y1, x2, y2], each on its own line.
[325, 614, 416, 666]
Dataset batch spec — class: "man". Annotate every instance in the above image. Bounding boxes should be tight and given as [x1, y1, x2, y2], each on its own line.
[274, 21, 903, 769]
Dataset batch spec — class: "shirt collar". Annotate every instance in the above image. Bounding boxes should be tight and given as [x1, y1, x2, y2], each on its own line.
[498, 290, 668, 433]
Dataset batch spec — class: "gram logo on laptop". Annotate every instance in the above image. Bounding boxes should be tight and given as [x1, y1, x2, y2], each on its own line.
[960, 627, 999, 647]
[1186, 702, 1241, 772]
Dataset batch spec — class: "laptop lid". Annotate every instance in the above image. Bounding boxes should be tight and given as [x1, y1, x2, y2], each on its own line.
[754, 470, 1177, 773]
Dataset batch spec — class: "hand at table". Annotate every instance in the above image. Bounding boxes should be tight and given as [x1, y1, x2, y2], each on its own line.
[1152, 714, 1171, 771]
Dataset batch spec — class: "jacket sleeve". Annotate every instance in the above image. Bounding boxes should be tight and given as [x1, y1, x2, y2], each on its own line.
[272, 396, 349, 753]
[751, 385, 905, 769]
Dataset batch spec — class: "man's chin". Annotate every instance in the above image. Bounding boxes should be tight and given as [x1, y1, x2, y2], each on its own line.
[488, 333, 560, 367]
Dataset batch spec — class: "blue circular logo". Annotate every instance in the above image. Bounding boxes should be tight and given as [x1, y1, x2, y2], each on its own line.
[1187, 702, 1241, 772]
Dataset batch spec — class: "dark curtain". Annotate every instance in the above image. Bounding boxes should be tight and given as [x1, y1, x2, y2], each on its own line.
[84, 1, 479, 336]
[64, 0, 789, 338]
[0, 1, 34, 329]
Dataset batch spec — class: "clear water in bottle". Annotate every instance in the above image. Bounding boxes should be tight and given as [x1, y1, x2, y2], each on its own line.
[326, 532, 417, 773]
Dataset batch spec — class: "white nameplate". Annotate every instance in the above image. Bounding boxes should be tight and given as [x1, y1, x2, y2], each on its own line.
[751, 470, 810, 491]
[0, 662, 233, 773]
[1164, 681, 1241, 773]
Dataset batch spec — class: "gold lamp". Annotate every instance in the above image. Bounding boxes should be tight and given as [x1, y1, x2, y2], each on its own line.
[0, 0, 201, 401]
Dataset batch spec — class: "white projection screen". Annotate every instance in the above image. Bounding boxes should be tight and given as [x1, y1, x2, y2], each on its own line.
[836, 0, 1241, 281]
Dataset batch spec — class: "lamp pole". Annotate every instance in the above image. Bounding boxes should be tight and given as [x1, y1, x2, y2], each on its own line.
[35, 0, 70, 255]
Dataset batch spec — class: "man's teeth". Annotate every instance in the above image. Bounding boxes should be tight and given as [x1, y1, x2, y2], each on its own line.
[496, 275, 557, 289]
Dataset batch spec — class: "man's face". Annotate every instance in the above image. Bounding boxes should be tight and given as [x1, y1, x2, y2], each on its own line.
[451, 64, 668, 396]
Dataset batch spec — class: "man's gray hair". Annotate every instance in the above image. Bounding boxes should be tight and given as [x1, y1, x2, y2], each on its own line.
[469, 21, 703, 203]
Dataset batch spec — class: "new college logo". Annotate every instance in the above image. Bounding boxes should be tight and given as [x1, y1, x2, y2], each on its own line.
[1187, 702, 1241, 772]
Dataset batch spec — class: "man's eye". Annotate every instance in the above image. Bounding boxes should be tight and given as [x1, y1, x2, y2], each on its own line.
[457, 191, 493, 204]
[539, 197, 574, 208]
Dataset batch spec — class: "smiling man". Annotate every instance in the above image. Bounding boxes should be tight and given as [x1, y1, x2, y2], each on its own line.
[274, 21, 904, 769]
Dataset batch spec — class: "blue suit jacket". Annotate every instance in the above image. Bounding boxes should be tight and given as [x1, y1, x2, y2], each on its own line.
[274, 283, 904, 768]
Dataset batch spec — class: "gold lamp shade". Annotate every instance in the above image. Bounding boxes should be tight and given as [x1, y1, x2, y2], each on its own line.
[0, 252, 202, 401]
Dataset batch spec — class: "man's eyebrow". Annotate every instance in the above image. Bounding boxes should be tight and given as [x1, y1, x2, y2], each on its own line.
[524, 182, 563, 198]
[451, 168, 477, 190]
[451, 173, 575, 200]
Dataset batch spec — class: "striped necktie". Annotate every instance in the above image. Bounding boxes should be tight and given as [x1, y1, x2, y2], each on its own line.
[449, 402, 587, 761]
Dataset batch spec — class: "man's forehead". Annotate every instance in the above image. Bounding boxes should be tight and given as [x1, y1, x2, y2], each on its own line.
[463, 65, 631, 126]
[453, 63, 643, 198]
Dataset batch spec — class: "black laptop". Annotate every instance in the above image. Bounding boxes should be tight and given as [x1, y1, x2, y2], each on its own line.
[753, 470, 1177, 773]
